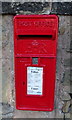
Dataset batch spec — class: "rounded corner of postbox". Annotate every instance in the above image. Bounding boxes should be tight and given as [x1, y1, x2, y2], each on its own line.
[13, 15, 19, 21]
[53, 14, 59, 20]
[56, 15, 59, 21]
[16, 105, 20, 110]
[49, 107, 54, 112]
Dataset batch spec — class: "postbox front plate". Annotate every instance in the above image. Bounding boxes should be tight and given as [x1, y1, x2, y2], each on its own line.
[14, 15, 58, 111]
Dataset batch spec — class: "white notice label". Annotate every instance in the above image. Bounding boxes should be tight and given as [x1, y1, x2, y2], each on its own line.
[27, 67, 43, 95]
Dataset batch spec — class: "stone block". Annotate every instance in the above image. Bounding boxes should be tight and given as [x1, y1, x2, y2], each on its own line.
[70, 113, 72, 120]
[64, 59, 70, 67]
[0, 103, 2, 120]
[2, 58, 14, 118]
[2, 58, 12, 104]
[2, 15, 13, 59]
[62, 101, 70, 113]
[63, 69, 70, 85]
[61, 92, 71, 101]
[59, 16, 70, 52]
[59, 26, 65, 35]
[2, 103, 14, 118]
[65, 113, 70, 119]
[63, 86, 70, 93]
[70, 85, 72, 93]
[14, 110, 64, 118]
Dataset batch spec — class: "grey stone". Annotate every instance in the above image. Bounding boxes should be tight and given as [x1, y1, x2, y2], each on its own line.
[65, 113, 70, 118]
[2, 15, 13, 59]
[2, 58, 13, 104]
[51, 2, 72, 15]
[59, 26, 65, 35]
[63, 69, 70, 85]
[0, 15, 2, 59]
[62, 101, 70, 113]
[0, 103, 2, 119]
[2, 103, 14, 118]
[64, 59, 70, 67]
[14, 110, 50, 118]
[63, 86, 70, 93]
[2, 112, 13, 118]
[61, 92, 71, 101]
[70, 85, 72, 93]
[14, 110, 64, 118]
[2, 2, 50, 15]
[70, 113, 72, 120]
[0, 2, 72, 15]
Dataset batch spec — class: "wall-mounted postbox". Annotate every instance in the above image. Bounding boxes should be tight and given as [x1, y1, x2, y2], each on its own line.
[14, 15, 58, 111]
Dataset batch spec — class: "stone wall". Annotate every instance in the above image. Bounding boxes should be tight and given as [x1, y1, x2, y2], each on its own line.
[0, 1, 72, 119]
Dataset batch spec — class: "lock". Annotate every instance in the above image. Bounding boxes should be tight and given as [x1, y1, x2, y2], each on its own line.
[14, 15, 58, 111]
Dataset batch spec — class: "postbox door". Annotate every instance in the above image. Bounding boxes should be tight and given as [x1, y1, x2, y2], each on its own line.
[15, 57, 56, 111]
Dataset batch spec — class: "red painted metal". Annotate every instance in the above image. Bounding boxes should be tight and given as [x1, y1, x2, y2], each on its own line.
[14, 15, 58, 111]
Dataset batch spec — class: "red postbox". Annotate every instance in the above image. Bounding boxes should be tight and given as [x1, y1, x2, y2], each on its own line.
[14, 15, 58, 111]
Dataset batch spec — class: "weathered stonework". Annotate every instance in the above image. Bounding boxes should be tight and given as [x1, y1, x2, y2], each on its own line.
[0, 14, 2, 120]
[0, 1, 72, 119]
[1, 2, 72, 15]
[2, 15, 14, 118]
